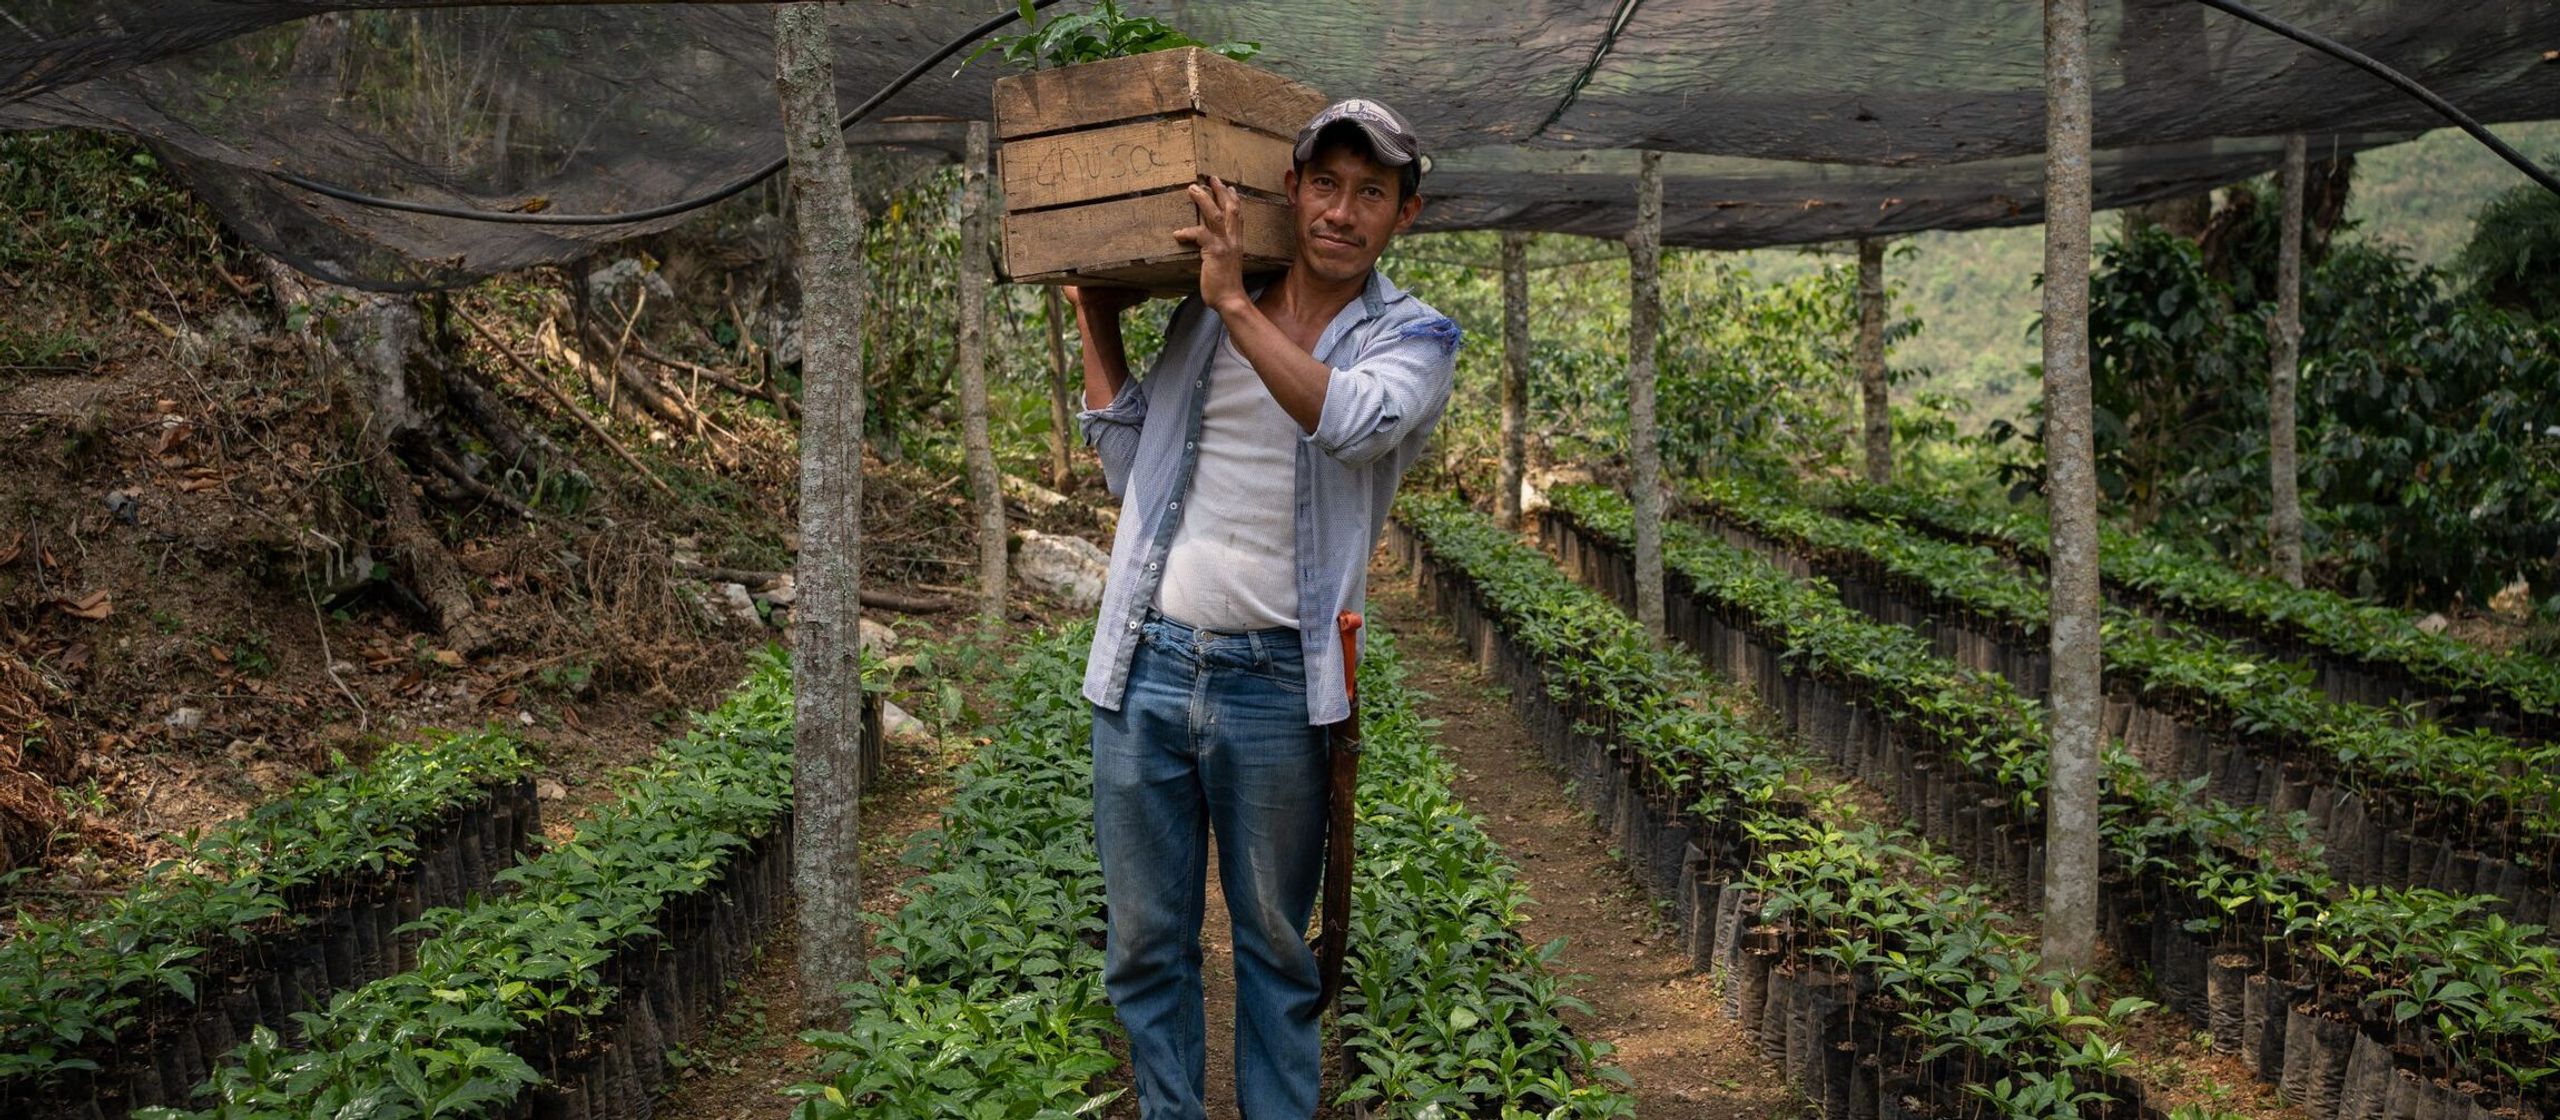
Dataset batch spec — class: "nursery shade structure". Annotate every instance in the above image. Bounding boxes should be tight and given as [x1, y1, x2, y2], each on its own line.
[5, 1, 2557, 288]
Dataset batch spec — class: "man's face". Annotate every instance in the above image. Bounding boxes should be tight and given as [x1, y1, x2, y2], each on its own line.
[1285, 144, 1423, 285]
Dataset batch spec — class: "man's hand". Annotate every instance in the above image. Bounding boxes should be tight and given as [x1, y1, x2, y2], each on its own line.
[1173, 175, 1250, 313]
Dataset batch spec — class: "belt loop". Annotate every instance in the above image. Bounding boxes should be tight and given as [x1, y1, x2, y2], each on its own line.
[1246, 628, 1266, 664]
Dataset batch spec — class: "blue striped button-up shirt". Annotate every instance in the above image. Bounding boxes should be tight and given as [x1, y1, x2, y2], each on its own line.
[1079, 269, 1460, 726]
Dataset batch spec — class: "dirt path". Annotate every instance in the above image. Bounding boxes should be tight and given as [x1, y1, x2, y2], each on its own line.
[1365, 563, 1804, 1120]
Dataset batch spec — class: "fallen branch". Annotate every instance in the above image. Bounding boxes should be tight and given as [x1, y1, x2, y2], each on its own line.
[632, 340, 799, 419]
[455, 307, 675, 497]
[605, 288, 644, 420]
[672, 561, 957, 614]
[861, 586, 960, 614]
[565, 315, 744, 469]
[413, 437, 555, 525]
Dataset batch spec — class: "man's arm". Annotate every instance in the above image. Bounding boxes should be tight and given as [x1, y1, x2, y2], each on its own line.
[1214, 296, 1332, 433]
[1302, 318, 1460, 469]
[1173, 178, 1333, 431]
[1070, 285, 1148, 411]
[1067, 285, 1157, 497]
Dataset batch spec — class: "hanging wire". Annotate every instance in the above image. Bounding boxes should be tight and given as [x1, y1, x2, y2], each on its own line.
[2193, 0, 2560, 196]
[1529, 0, 1647, 141]
[269, 0, 1067, 226]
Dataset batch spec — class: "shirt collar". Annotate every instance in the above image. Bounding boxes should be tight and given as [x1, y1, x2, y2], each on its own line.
[1365, 268, 1405, 310]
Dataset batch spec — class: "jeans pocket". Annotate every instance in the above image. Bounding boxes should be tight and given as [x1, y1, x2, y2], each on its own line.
[1253, 646, 1309, 695]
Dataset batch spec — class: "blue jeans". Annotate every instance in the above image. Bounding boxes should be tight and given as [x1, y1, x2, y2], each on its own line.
[1092, 614, 1328, 1120]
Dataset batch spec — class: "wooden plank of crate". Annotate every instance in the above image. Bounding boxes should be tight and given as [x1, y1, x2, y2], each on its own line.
[1003, 191, 1294, 284]
[992, 46, 1327, 142]
[1000, 115, 1293, 213]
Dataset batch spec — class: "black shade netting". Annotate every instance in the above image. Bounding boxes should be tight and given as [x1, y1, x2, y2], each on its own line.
[3, 1, 2554, 289]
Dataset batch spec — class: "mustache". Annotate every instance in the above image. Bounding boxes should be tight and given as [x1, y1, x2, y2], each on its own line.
[1306, 223, 1368, 248]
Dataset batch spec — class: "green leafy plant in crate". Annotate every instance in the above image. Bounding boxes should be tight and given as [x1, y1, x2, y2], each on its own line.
[972, 0, 1258, 70]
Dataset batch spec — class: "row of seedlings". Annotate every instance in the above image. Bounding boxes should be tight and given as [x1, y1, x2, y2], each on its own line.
[1393, 494, 2173, 1120]
[1539, 486, 2559, 1120]
[1679, 478, 2558, 927]
[0, 731, 539, 1119]
[791, 628, 1122, 1117]
[1829, 483, 2560, 743]
[1331, 631, 1637, 1117]
[142, 648, 848, 1120]
[789, 625, 1638, 1117]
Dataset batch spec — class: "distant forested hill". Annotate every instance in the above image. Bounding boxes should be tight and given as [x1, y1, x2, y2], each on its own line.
[1727, 121, 2560, 429]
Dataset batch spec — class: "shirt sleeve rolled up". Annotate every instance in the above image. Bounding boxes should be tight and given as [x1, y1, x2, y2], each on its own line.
[1078, 380, 1149, 498]
[1306, 313, 1462, 469]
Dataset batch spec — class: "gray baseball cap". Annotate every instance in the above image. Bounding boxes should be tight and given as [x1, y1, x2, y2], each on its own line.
[1292, 98, 1426, 174]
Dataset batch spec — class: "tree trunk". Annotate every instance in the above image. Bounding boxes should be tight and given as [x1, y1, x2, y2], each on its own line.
[2040, 0, 2102, 975]
[2269, 134, 2306, 588]
[1626, 151, 1666, 641]
[1496, 230, 1530, 531]
[775, 1, 869, 1023]
[956, 120, 1008, 635]
[1856, 237, 1891, 486]
[1043, 287, 1076, 491]
[261, 259, 491, 654]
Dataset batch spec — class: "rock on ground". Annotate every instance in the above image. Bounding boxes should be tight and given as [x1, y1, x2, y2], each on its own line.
[881, 700, 930, 742]
[716, 582, 763, 629]
[1521, 464, 1598, 517]
[860, 617, 897, 655]
[1016, 531, 1108, 609]
[586, 257, 675, 307]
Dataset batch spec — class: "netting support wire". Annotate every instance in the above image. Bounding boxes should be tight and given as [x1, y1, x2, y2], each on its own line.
[1530, 0, 1646, 140]
[2192, 0, 2560, 197]
[266, 0, 1067, 225]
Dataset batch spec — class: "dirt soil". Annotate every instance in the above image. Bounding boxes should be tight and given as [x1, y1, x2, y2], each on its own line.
[1366, 562, 1807, 1120]
[0, 270, 1109, 915]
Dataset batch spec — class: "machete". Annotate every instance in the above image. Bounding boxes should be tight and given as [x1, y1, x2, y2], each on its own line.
[1311, 609, 1363, 1015]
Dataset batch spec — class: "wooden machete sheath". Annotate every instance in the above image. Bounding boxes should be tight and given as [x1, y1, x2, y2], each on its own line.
[1311, 610, 1362, 1015]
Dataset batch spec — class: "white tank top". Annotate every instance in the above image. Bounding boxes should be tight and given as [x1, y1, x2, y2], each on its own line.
[1154, 334, 1300, 632]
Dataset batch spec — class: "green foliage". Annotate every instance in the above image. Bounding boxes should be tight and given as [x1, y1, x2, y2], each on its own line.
[1398, 492, 2157, 1115]
[1653, 258, 1866, 485]
[975, 0, 1258, 71]
[1333, 634, 1635, 1117]
[1381, 236, 1903, 495]
[793, 622, 1632, 1117]
[145, 653, 798, 1119]
[2298, 246, 2560, 607]
[2078, 227, 2265, 522]
[0, 131, 226, 296]
[2003, 223, 2560, 608]
[856, 174, 1117, 460]
[2454, 183, 2560, 323]
[0, 322, 98, 371]
[794, 628, 1122, 1119]
[0, 732, 534, 1085]
[1718, 477, 2560, 850]
[1843, 462, 2560, 733]
[1541, 484, 2560, 1097]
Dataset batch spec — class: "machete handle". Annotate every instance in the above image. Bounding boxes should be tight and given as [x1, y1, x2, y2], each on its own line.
[1337, 610, 1363, 700]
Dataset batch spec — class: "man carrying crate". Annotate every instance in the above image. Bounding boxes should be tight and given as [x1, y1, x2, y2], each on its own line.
[1068, 98, 1459, 1119]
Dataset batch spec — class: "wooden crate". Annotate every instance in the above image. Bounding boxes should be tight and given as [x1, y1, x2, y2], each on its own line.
[993, 47, 1326, 291]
